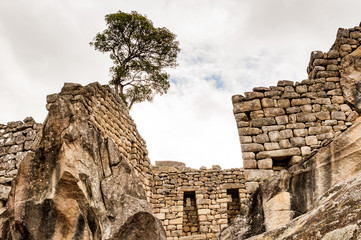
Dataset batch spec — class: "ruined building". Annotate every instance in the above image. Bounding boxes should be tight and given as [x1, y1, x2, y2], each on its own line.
[1, 23, 361, 239]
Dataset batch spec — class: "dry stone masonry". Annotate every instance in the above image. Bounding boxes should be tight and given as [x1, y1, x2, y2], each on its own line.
[232, 23, 361, 176]
[151, 161, 246, 240]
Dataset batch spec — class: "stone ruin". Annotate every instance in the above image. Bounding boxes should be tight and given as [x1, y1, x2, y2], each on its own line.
[1, 23, 361, 239]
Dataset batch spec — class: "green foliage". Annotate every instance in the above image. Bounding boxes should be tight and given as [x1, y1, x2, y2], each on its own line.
[90, 11, 180, 109]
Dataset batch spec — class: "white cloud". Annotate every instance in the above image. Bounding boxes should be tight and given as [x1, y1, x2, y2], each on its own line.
[1, 0, 361, 168]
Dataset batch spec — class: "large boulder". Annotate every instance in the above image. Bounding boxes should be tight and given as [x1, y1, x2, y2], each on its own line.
[0, 83, 166, 240]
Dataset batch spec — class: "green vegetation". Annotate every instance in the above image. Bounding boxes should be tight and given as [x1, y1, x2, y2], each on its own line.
[90, 11, 180, 109]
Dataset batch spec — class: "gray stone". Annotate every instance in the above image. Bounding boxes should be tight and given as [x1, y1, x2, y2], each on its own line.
[295, 85, 308, 93]
[286, 123, 305, 129]
[316, 111, 331, 120]
[234, 113, 249, 121]
[240, 136, 252, 143]
[245, 182, 259, 193]
[234, 99, 262, 113]
[305, 136, 318, 145]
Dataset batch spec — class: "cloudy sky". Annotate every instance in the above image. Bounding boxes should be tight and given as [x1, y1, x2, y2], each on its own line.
[1, 0, 361, 169]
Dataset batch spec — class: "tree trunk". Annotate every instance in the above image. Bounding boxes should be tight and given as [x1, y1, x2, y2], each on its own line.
[115, 84, 119, 96]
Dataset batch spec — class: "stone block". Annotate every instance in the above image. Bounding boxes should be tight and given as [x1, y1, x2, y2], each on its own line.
[264, 142, 280, 151]
[277, 80, 294, 87]
[243, 160, 257, 169]
[323, 120, 338, 126]
[245, 91, 264, 100]
[252, 134, 269, 143]
[250, 110, 264, 119]
[295, 85, 308, 93]
[291, 98, 311, 106]
[326, 77, 340, 82]
[241, 143, 264, 152]
[261, 98, 277, 108]
[305, 136, 318, 145]
[256, 148, 301, 159]
[244, 169, 274, 181]
[237, 121, 249, 128]
[198, 209, 211, 215]
[309, 126, 332, 135]
[275, 115, 289, 125]
[262, 125, 285, 133]
[240, 136, 252, 143]
[293, 129, 308, 137]
[251, 118, 276, 127]
[331, 111, 346, 120]
[315, 112, 331, 120]
[301, 146, 311, 156]
[238, 128, 263, 136]
[286, 123, 305, 129]
[233, 99, 262, 113]
[279, 139, 292, 149]
[264, 108, 286, 117]
[280, 129, 293, 139]
[332, 96, 344, 104]
[265, 90, 282, 97]
[234, 113, 249, 121]
[258, 159, 273, 169]
[242, 152, 255, 160]
[282, 92, 300, 99]
[327, 50, 339, 58]
[297, 113, 316, 122]
[278, 99, 290, 108]
[245, 182, 259, 193]
[290, 137, 305, 147]
[300, 104, 312, 113]
[316, 132, 333, 140]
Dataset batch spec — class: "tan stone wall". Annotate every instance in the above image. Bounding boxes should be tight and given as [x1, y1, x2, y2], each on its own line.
[46, 82, 153, 200]
[232, 24, 361, 179]
[151, 163, 247, 240]
[0, 117, 41, 210]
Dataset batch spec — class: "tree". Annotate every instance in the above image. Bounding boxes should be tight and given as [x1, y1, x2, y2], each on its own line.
[90, 11, 180, 109]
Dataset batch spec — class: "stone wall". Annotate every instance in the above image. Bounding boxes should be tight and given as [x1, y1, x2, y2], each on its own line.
[151, 162, 247, 240]
[232, 23, 361, 176]
[0, 117, 41, 211]
[46, 82, 153, 200]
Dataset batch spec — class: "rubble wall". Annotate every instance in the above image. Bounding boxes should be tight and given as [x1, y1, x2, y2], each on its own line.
[151, 163, 247, 240]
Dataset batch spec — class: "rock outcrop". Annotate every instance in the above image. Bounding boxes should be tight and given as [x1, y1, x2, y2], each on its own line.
[0, 83, 166, 240]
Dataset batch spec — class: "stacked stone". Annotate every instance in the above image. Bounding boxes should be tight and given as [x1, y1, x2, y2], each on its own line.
[0, 117, 41, 209]
[46, 83, 154, 200]
[151, 163, 246, 240]
[233, 24, 361, 173]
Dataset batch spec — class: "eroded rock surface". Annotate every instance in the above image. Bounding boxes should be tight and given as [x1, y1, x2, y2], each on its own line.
[0, 83, 166, 240]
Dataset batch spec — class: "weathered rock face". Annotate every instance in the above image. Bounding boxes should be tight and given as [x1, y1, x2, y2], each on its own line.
[245, 172, 361, 240]
[0, 83, 166, 240]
